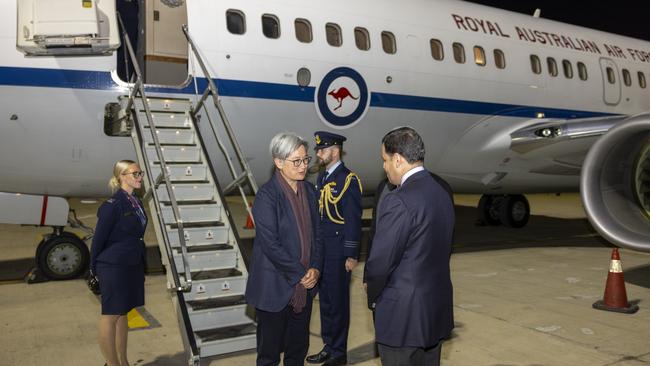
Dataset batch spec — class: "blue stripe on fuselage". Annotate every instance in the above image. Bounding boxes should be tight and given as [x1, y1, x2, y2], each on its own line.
[0, 66, 613, 119]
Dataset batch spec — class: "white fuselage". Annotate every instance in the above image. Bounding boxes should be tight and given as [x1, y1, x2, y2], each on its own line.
[1, 0, 650, 197]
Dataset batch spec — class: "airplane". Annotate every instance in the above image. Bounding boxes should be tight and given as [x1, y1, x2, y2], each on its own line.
[2, 0, 650, 283]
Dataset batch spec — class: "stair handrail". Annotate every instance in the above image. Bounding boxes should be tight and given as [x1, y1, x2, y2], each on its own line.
[116, 13, 194, 293]
[182, 25, 258, 224]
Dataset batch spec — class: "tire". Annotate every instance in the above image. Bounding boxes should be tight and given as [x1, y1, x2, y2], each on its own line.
[478, 194, 502, 226]
[499, 195, 530, 228]
[36, 234, 89, 280]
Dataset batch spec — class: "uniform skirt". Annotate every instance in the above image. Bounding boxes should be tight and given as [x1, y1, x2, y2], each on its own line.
[96, 262, 145, 315]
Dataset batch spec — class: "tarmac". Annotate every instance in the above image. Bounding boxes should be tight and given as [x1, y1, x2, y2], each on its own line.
[1, 193, 649, 366]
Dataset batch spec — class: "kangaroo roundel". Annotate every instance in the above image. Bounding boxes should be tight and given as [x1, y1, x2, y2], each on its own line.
[315, 67, 370, 128]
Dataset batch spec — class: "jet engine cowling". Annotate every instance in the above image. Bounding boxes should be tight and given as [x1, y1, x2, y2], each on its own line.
[581, 113, 650, 252]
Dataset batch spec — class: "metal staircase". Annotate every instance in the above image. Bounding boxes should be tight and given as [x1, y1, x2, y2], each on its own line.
[114, 14, 257, 365]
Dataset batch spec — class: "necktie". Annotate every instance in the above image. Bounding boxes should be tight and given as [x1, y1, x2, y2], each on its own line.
[321, 172, 328, 186]
[125, 192, 147, 228]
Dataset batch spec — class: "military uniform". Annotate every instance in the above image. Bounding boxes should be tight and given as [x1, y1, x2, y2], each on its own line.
[90, 189, 148, 315]
[309, 132, 362, 365]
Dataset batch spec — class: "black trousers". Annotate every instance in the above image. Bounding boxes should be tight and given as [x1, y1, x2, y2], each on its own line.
[255, 295, 313, 366]
[377, 342, 442, 366]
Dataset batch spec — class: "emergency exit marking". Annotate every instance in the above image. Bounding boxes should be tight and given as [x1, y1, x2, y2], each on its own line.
[185, 166, 192, 176]
[206, 230, 214, 240]
[221, 281, 231, 291]
[196, 284, 206, 294]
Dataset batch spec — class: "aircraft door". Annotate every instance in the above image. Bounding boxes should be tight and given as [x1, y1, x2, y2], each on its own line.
[599, 58, 621, 106]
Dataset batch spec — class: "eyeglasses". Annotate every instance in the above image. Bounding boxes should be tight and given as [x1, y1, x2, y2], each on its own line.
[123, 171, 145, 178]
[284, 156, 312, 167]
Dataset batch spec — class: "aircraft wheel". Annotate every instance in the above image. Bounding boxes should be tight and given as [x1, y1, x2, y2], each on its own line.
[499, 194, 530, 228]
[36, 233, 89, 280]
[478, 194, 502, 226]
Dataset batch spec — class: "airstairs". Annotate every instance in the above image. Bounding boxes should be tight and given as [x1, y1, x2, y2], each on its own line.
[113, 15, 258, 365]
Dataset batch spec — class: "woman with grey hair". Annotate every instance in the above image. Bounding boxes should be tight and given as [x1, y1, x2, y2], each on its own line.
[245, 132, 323, 365]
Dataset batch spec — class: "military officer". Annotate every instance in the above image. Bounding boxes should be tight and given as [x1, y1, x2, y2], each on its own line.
[307, 131, 362, 366]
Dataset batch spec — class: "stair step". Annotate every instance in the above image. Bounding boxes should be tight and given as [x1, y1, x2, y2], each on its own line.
[161, 202, 221, 224]
[157, 183, 215, 202]
[138, 97, 191, 113]
[167, 226, 229, 247]
[168, 221, 225, 229]
[143, 128, 195, 145]
[149, 164, 209, 182]
[173, 248, 237, 273]
[186, 244, 234, 253]
[146, 145, 202, 163]
[187, 295, 246, 311]
[186, 275, 246, 300]
[139, 111, 191, 128]
[192, 268, 242, 281]
[195, 323, 256, 343]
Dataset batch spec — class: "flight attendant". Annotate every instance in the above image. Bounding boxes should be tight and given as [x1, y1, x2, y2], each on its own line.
[91, 159, 147, 366]
[307, 131, 362, 366]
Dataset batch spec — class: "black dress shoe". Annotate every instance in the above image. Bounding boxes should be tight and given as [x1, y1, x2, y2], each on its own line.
[306, 350, 331, 364]
[322, 356, 347, 366]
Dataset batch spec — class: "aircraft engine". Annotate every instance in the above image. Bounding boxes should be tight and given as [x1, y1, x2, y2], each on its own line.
[581, 113, 650, 252]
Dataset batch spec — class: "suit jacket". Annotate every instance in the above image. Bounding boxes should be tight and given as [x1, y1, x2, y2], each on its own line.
[316, 162, 362, 259]
[90, 189, 147, 271]
[245, 175, 324, 312]
[365, 169, 455, 348]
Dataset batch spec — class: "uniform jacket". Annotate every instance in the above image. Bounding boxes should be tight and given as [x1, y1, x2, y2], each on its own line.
[90, 189, 147, 271]
[245, 176, 324, 312]
[316, 162, 362, 259]
[365, 170, 455, 348]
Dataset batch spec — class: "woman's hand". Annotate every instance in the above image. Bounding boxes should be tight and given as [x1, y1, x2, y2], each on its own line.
[300, 268, 320, 289]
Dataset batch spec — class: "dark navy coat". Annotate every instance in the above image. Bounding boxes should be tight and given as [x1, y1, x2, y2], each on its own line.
[316, 162, 362, 259]
[365, 170, 455, 348]
[245, 176, 323, 312]
[90, 189, 147, 271]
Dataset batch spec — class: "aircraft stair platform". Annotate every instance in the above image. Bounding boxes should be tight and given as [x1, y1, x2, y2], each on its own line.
[112, 14, 259, 365]
[126, 95, 257, 362]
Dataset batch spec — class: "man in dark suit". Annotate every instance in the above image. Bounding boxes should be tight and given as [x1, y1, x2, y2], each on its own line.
[365, 127, 455, 366]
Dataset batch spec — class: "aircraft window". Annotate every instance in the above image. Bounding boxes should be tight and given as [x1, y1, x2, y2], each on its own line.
[639, 72, 647, 89]
[622, 69, 632, 86]
[355, 27, 371, 50]
[473, 46, 486, 66]
[494, 49, 505, 69]
[326, 23, 342, 47]
[577, 62, 588, 81]
[547, 57, 558, 77]
[226, 9, 246, 35]
[430, 39, 444, 61]
[262, 14, 280, 39]
[530, 55, 541, 74]
[295, 19, 313, 43]
[453, 42, 465, 64]
[381, 31, 397, 54]
[562, 59, 573, 79]
[606, 67, 615, 84]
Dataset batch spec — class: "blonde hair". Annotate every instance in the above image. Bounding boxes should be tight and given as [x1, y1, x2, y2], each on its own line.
[108, 159, 137, 193]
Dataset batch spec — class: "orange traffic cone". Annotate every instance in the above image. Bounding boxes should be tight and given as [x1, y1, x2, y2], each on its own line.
[244, 203, 255, 229]
[592, 248, 639, 314]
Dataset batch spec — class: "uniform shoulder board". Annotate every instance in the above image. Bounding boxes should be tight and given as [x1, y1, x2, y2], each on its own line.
[106, 198, 115, 203]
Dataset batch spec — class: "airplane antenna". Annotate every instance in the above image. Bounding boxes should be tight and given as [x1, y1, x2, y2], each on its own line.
[533, 8, 541, 18]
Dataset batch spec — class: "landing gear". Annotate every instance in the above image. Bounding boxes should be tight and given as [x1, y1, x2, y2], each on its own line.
[477, 194, 530, 228]
[34, 229, 89, 280]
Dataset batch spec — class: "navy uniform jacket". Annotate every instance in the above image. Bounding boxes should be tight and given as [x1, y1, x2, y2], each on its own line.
[316, 162, 362, 259]
[90, 190, 147, 271]
[245, 177, 324, 312]
[365, 170, 455, 348]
